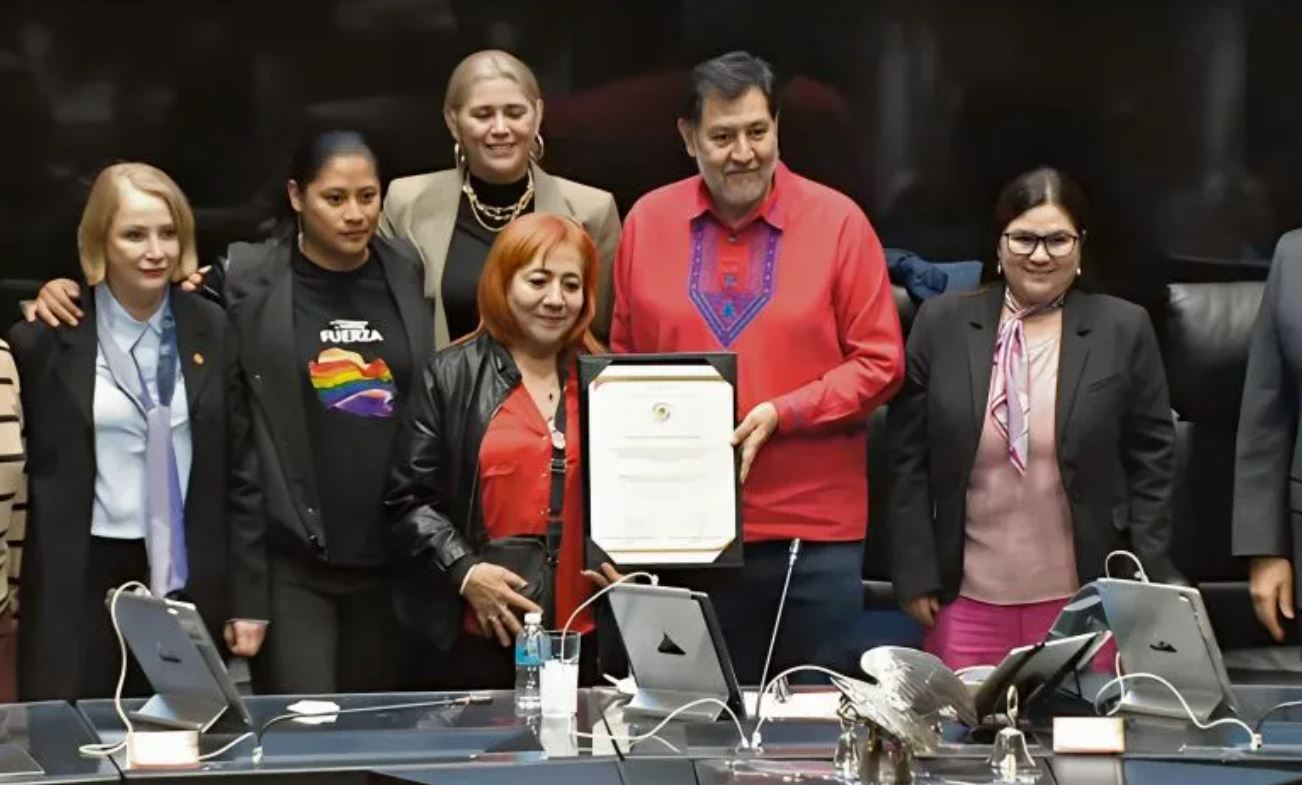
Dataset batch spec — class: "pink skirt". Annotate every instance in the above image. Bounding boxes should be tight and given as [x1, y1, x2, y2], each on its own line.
[924, 594, 1117, 673]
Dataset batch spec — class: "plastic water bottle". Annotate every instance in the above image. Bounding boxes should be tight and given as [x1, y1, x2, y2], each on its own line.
[514, 612, 545, 716]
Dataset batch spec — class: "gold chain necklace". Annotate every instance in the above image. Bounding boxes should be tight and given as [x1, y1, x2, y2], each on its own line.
[462, 168, 535, 233]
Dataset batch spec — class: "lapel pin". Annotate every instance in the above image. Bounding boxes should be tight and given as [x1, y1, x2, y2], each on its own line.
[193, 353, 205, 366]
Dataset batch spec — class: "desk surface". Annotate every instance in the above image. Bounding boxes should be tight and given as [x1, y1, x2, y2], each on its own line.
[56, 683, 1302, 784]
[77, 692, 570, 778]
[0, 702, 119, 783]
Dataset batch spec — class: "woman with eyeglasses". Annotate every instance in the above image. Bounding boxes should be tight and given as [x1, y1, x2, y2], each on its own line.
[886, 167, 1177, 669]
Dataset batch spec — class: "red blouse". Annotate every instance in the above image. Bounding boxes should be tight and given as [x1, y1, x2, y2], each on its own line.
[465, 372, 593, 635]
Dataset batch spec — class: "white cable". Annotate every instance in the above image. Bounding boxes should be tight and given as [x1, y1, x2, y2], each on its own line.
[574, 697, 749, 752]
[1254, 699, 1302, 731]
[198, 731, 254, 761]
[79, 581, 150, 757]
[559, 571, 657, 639]
[748, 664, 855, 748]
[1104, 550, 1149, 582]
[1093, 672, 1261, 750]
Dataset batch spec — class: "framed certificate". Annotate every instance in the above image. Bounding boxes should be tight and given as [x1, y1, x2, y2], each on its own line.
[578, 353, 742, 570]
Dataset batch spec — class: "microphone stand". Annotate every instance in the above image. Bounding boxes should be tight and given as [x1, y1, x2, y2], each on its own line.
[752, 538, 801, 748]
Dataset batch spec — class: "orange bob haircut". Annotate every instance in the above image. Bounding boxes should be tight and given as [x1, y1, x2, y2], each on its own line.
[475, 212, 603, 354]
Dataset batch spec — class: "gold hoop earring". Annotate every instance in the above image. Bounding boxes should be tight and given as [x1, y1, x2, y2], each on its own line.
[453, 142, 467, 169]
[530, 133, 545, 163]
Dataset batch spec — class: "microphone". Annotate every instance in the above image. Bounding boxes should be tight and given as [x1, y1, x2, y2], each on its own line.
[753, 538, 802, 742]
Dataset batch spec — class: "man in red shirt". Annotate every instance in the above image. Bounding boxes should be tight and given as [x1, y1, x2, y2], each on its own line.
[610, 51, 904, 683]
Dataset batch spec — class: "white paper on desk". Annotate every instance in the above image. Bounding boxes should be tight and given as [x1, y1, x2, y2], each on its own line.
[286, 699, 340, 725]
[742, 690, 842, 721]
[588, 364, 736, 565]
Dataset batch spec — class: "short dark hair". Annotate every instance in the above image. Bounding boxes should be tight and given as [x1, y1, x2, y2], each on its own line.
[684, 51, 777, 125]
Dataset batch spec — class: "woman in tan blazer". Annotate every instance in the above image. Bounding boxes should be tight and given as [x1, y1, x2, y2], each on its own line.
[381, 49, 621, 348]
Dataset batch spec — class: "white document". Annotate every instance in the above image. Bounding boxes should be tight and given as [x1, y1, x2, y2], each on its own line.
[588, 364, 736, 564]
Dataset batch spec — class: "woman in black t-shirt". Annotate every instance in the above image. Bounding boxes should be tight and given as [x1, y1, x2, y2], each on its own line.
[216, 131, 434, 693]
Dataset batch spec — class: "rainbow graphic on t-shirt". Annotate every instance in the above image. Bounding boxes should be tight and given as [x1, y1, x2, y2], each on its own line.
[308, 347, 397, 418]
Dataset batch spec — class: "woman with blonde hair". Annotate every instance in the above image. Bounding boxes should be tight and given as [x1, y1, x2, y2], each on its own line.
[387, 212, 619, 688]
[8, 163, 266, 699]
[381, 49, 621, 349]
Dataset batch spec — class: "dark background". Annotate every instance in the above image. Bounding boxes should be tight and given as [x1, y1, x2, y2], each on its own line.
[2, 0, 1300, 313]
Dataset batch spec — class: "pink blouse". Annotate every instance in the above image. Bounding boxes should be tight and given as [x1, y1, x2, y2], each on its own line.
[961, 330, 1078, 605]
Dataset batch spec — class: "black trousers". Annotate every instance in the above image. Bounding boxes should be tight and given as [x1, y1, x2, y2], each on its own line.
[79, 537, 152, 700]
[253, 554, 397, 694]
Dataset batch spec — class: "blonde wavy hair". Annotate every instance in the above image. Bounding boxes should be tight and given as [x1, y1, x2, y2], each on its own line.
[77, 162, 198, 286]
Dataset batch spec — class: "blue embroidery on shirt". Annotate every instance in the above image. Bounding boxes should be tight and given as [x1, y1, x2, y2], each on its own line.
[688, 218, 781, 347]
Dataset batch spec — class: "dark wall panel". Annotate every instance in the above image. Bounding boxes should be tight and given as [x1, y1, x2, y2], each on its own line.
[2, 0, 1300, 309]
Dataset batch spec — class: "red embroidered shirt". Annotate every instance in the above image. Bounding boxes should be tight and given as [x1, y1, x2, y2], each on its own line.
[610, 163, 904, 542]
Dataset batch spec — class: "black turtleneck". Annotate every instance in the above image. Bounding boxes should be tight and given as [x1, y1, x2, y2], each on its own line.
[443, 172, 534, 340]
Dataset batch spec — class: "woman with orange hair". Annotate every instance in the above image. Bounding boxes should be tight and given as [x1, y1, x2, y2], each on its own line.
[387, 212, 618, 688]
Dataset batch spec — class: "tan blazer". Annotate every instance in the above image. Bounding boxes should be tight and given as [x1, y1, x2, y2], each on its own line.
[380, 163, 621, 349]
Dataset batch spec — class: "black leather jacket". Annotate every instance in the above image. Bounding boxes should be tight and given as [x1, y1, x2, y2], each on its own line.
[386, 331, 525, 647]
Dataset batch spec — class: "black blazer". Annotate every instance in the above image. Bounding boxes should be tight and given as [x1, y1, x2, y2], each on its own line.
[1234, 230, 1302, 605]
[222, 235, 434, 563]
[887, 284, 1177, 606]
[7, 287, 267, 701]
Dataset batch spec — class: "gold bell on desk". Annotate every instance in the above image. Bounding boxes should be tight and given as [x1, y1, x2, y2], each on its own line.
[988, 686, 1039, 783]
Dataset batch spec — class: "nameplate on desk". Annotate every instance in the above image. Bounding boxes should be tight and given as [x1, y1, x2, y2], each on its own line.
[1053, 716, 1125, 754]
[126, 730, 200, 769]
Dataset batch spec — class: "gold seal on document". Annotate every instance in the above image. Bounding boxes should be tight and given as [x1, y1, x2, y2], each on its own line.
[651, 402, 672, 424]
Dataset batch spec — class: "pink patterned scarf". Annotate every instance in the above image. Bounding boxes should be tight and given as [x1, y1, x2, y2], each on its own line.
[988, 289, 1065, 474]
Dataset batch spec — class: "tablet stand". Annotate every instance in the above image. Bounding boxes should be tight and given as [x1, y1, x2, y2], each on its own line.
[131, 693, 229, 732]
[625, 688, 727, 722]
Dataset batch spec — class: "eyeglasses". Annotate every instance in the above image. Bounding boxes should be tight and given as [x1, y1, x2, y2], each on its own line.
[1002, 231, 1080, 259]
